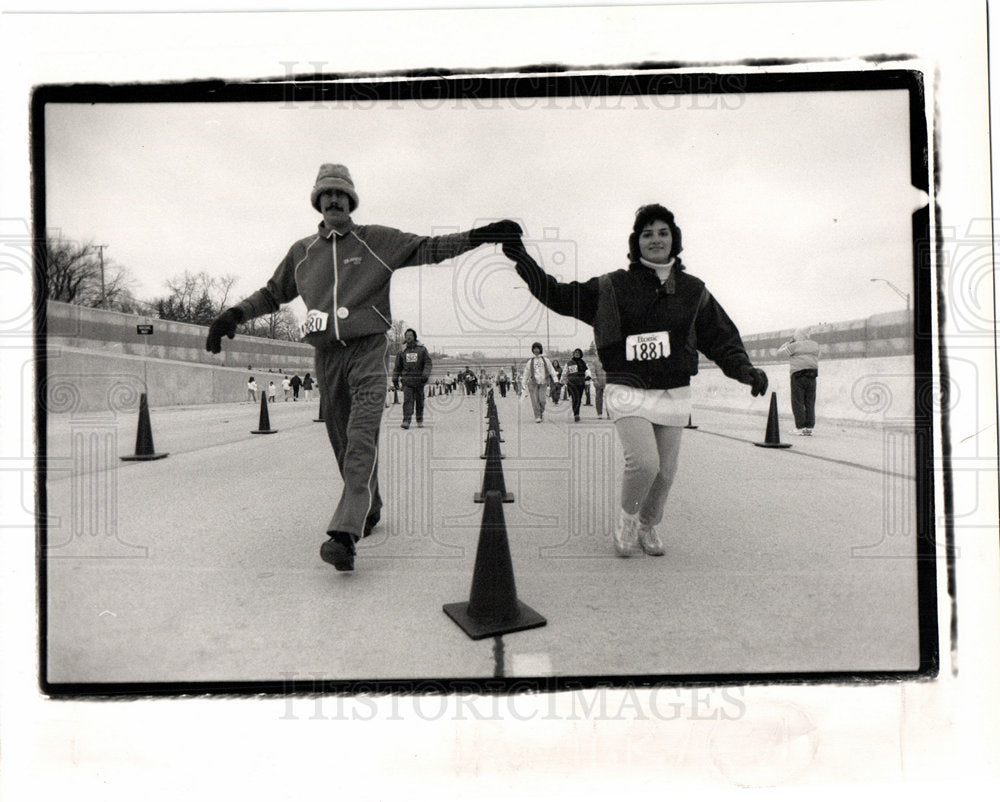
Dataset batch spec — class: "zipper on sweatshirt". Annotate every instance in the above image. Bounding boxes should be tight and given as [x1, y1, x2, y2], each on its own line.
[331, 234, 341, 340]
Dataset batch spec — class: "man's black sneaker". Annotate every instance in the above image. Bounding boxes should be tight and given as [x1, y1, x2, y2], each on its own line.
[321, 532, 356, 571]
[363, 510, 380, 537]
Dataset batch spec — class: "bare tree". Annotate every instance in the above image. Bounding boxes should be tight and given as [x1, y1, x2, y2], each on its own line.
[151, 270, 241, 326]
[388, 318, 407, 356]
[245, 308, 301, 341]
[44, 236, 135, 309]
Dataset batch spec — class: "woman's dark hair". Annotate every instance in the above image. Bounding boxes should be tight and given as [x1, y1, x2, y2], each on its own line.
[405, 328, 418, 339]
[572, 348, 583, 359]
[628, 203, 683, 262]
[531, 342, 543, 353]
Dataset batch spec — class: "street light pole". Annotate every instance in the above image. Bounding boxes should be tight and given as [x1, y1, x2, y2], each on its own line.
[96, 243, 109, 307]
[869, 277, 910, 311]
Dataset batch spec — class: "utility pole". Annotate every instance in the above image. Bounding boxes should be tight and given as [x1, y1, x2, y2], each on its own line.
[96, 243, 109, 307]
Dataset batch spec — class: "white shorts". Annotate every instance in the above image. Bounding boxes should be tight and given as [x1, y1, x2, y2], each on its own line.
[603, 383, 692, 427]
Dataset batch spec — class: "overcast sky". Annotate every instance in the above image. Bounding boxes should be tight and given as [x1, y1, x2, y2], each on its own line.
[44, 84, 923, 354]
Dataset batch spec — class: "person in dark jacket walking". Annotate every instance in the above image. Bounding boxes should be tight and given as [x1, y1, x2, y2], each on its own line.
[461, 367, 476, 396]
[549, 360, 563, 404]
[289, 373, 302, 400]
[563, 348, 591, 422]
[496, 368, 510, 398]
[206, 162, 521, 571]
[504, 204, 767, 559]
[393, 328, 432, 429]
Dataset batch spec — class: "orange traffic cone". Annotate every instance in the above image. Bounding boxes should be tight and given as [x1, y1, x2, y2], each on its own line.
[474, 430, 513, 502]
[754, 392, 791, 449]
[121, 393, 169, 461]
[443, 490, 547, 640]
[684, 414, 698, 430]
[251, 392, 278, 434]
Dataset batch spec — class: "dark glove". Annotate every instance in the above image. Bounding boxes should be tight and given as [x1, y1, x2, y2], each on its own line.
[205, 307, 245, 354]
[739, 366, 769, 397]
[469, 219, 522, 246]
[501, 238, 529, 263]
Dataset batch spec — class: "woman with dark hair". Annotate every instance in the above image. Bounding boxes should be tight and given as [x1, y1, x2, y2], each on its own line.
[563, 347, 591, 422]
[504, 204, 768, 558]
[519, 341, 560, 423]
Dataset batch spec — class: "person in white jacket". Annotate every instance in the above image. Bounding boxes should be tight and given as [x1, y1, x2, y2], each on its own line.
[520, 341, 560, 423]
[776, 328, 820, 435]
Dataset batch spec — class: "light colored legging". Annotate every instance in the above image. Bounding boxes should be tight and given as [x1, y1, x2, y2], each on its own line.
[615, 417, 684, 526]
[526, 384, 549, 418]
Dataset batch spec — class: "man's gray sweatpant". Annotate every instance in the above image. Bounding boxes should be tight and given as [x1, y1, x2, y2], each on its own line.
[314, 333, 389, 538]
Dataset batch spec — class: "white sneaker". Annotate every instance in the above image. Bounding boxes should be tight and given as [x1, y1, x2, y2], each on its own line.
[803, 428, 813, 436]
[613, 510, 642, 557]
[637, 522, 664, 556]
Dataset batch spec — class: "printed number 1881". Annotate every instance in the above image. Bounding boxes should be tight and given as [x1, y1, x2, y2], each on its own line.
[631, 341, 666, 360]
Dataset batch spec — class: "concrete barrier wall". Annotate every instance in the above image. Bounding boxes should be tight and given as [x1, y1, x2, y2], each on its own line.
[41, 342, 918, 425]
[41, 346, 301, 414]
[741, 311, 913, 364]
[692, 353, 916, 426]
[41, 301, 917, 422]
[45, 300, 315, 374]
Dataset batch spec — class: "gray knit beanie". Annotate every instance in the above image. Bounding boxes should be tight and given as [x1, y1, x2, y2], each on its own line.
[310, 164, 359, 212]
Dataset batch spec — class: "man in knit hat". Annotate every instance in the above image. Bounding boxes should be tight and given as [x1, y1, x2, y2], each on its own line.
[206, 163, 520, 571]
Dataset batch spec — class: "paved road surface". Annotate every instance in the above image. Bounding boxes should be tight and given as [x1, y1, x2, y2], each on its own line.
[43, 390, 923, 686]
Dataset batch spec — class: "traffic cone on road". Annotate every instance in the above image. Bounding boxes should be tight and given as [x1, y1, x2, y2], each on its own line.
[481, 417, 506, 459]
[251, 393, 278, 435]
[684, 414, 698, 430]
[120, 393, 169, 461]
[486, 407, 504, 443]
[754, 392, 791, 449]
[474, 430, 513, 502]
[443, 490, 547, 640]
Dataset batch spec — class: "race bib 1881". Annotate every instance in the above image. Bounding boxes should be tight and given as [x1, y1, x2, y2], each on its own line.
[625, 331, 671, 361]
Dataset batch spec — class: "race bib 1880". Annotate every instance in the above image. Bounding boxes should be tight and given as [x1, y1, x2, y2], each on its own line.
[300, 310, 329, 338]
[625, 331, 671, 361]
